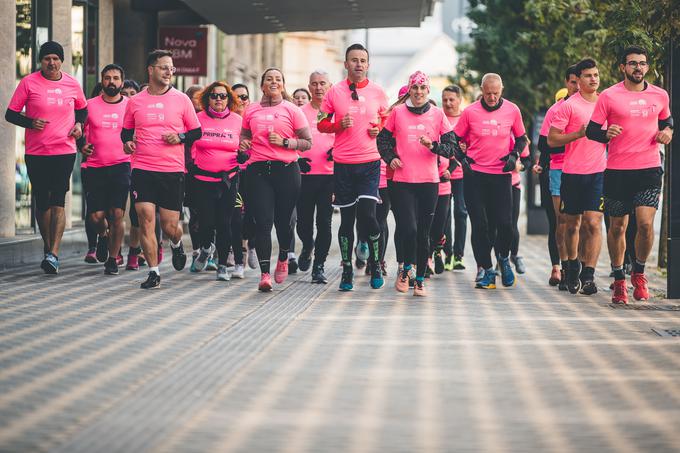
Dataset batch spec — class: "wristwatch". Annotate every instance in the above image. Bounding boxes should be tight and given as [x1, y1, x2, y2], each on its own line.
[283, 138, 289, 148]
[178, 133, 186, 143]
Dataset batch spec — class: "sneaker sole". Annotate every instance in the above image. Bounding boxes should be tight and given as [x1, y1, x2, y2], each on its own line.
[339, 285, 353, 291]
[141, 284, 161, 289]
[312, 279, 328, 284]
[41, 261, 58, 275]
[216, 276, 230, 281]
[475, 284, 496, 289]
[370, 280, 385, 289]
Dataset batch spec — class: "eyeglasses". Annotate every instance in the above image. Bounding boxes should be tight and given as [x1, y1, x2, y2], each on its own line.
[209, 93, 229, 100]
[237, 94, 249, 101]
[626, 61, 648, 68]
[349, 83, 359, 101]
[153, 65, 176, 73]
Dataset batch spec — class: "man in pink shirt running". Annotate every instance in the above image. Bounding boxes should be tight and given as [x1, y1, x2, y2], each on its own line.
[121, 49, 202, 289]
[5, 40, 87, 275]
[586, 45, 673, 304]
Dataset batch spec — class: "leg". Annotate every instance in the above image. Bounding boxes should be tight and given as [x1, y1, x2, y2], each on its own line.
[510, 186, 521, 257]
[136, 202, 159, 267]
[159, 208, 182, 244]
[273, 164, 301, 262]
[313, 176, 334, 265]
[296, 177, 317, 252]
[451, 179, 468, 258]
[108, 208, 126, 257]
[415, 184, 438, 279]
[376, 188, 391, 263]
[581, 211, 603, 268]
[563, 214, 582, 261]
[633, 206, 656, 264]
[464, 172, 493, 270]
[607, 215, 629, 269]
[247, 167, 276, 274]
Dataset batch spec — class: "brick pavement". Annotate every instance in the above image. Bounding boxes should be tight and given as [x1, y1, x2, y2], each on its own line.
[0, 232, 679, 452]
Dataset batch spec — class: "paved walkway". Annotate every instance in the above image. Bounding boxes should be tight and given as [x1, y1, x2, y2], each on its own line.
[1, 231, 679, 452]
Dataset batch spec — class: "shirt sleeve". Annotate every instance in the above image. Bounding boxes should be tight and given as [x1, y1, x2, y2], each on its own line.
[660, 90, 671, 120]
[550, 102, 569, 131]
[453, 109, 469, 140]
[241, 105, 252, 132]
[7, 77, 29, 112]
[511, 105, 526, 136]
[539, 105, 555, 136]
[74, 83, 87, 110]
[590, 91, 609, 125]
[291, 103, 310, 130]
[383, 108, 396, 133]
[122, 99, 135, 129]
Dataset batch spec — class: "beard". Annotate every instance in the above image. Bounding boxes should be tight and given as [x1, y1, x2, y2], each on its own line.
[103, 84, 121, 96]
[625, 71, 644, 84]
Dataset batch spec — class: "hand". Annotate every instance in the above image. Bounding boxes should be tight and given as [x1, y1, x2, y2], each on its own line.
[390, 158, 403, 170]
[656, 127, 673, 145]
[326, 148, 334, 162]
[298, 157, 312, 173]
[340, 113, 353, 129]
[124, 141, 136, 155]
[461, 155, 475, 174]
[32, 118, 49, 131]
[533, 164, 543, 174]
[239, 139, 252, 152]
[367, 126, 380, 138]
[68, 123, 83, 139]
[236, 151, 250, 164]
[81, 143, 94, 156]
[268, 131, 284, 146]
[162, 133, 181, 145]
[577, 124, 587, 138]
[606, 124, 623, 140]
[500, 153, 518, 173]
[419, 135, 433, 149]
[440, 170, 451, 182]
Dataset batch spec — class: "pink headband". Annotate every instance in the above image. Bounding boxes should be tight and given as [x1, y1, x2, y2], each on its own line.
[408, 71, 430, 89]
[398, 85, 409, 98]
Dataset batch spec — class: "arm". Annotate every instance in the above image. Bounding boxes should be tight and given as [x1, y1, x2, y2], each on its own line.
[183, 127, 202, 145]
[547, 125, 585, 148]
[5, 109, 34, 129]
[317, 112, 343, 134]
[287, 127, 313, 151]
[376, 128, 398, 165]
[121, 128, 134, 144]
[75, 107, 88, 127]
[429, 130, 456, 158]
[585, 120, 609, 144]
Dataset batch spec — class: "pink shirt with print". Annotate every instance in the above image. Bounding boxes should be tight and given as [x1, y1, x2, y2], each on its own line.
[83, 95, 129, 168]
[301, 102, 334, 175]
[193, 110, 242, 182]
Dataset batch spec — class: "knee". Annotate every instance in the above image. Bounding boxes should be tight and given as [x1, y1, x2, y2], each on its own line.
[609, 222, 626, 238]
[637, 221, 654, 237]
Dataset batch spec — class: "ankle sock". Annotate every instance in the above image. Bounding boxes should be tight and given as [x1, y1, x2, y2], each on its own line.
[612, 266, 625, 281]
[632, 260, 645, 274]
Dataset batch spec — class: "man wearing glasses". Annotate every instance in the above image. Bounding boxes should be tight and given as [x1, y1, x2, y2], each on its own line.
[121, 49, 202, 289]
[586, 45, 673, 304]
[318, 43, 389, 291]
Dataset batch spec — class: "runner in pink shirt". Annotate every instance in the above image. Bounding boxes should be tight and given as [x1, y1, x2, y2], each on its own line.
[549, 58, 606, 296]
[585, 46, 673, 303]
[452, 73, 528, 289]
[5, 41, 87, 275]
[121, 50, 202, 289]
[238, 68, 312, 292]
[377, 71, 456, 296]
[317, 44, 389, 292]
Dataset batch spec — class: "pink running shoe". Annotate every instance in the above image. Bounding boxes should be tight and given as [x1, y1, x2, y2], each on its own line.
[258, 273, 273, 292]
[84, 248, 97, 264]
[631, 272, 650, 301]
[274, 259, 288, 284]
[126, 254, 139, 271]
[158, 246, 164, 264]
[611, 279, 628, 304]
[116, 254, 124, 266]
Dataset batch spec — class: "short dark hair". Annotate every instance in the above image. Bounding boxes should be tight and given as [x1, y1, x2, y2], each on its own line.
[101, 63, 125, 80]
[575, 58, 597, 76]
[231, 83, 249, 95]
[345, 43, 369, 61]
[146, 49, 173, 67]
[293, 88, 311, 99]
[123, 79, 140, 92]
[620, 45, 648, 65]
[443, 85, 462, 96]
[565, 65, 579, 80]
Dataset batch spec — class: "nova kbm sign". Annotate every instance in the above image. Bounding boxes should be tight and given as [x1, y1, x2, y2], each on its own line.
[158, 26, 208, 77]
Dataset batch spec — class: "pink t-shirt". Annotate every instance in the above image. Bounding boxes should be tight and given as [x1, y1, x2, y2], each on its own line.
[511, 145, 530, 187]
[320, 79, 388, 164]
[384, 104, 453, 184]
[8, 71, 87, 156]
[590, 81, 670, 170]
[379, 161, 387, 189]
[551, 92, 606, 175]
[83, 95, 129, 168]
[438, 157, 452, 196]
[122, 87, 200, 173]
[540, 99, 565, 170]
[301, 102, 334, 175]
[242, 100, 309, 164]
[446, 114, 464, 180]
[454, 100, 526, 175]
[193, 111, 242, 182]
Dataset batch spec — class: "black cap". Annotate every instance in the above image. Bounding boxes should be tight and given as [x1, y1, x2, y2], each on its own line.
[39, 41, 64, 62]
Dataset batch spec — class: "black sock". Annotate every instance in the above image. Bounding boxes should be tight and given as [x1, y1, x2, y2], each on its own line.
[129, 246, 141, 255]
[260, 260, 270, 274]
[561, 260, 568, 271]
[580, 266, 595, 281]
[632, 260, 645, 274]
[278, 250, 288, 262]
[569, 259, 580, 275]
[612, 266, 625, 281]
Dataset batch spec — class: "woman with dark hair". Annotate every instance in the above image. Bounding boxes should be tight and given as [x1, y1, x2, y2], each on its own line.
[189, 81, 242, 281]
[240, 68, 312, 291]
[292, 88, 311, 107]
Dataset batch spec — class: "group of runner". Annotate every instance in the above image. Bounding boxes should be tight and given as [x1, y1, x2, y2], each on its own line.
[5, 41, 673, 303]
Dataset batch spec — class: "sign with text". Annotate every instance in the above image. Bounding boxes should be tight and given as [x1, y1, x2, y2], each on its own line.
[158, 26, 208, 76]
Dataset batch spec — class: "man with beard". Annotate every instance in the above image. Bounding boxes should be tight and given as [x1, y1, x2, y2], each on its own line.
[586, 45, 673, 303]
[79, 64, 130, 275]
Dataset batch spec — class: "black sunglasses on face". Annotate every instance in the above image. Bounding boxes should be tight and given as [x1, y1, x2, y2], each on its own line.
[209, 93, 228, 100]
[238, 94, 249, 101]
[349, 83, 359, 101]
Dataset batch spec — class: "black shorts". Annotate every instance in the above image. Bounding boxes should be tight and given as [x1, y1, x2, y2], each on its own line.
[131, 169, 185, 212]
[25, 153, 76, 211]
[333, 160, 380, 208]
[603, 167, 662, 217]
[85, 163, 131, 214]
[560, 172, 604, 215]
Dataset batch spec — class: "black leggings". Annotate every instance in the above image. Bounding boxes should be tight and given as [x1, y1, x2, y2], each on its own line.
[540, 171, 560, 266]
[194, 176, 239, 266]
[390, 182, 438, 278]
[464, 170, 513, 270]
[239, 171, 257, 249]
[338, 198, 380, 266]
[387, 180, 404, 263]
[231, 197, 244, 265]
[430, 194, 451, 254]
[296, 174, 334, 264]
[377, 188, 391, 262]
[247, 161, 301, 274]
[511, 185, 521, 256]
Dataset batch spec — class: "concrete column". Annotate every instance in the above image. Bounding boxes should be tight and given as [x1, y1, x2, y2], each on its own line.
[0, 0, 16, 237]
[99, 0, 115, 67]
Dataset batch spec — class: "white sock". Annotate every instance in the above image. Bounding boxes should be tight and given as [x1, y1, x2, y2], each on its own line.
[150, 266, 160, 275]
[288, 252, 296, 260]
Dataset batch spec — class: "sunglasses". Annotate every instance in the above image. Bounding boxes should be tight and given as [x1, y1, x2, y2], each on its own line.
[209, 93, 229, 100]
[238, 94, 249, 101]
[349, 83, 359, 101]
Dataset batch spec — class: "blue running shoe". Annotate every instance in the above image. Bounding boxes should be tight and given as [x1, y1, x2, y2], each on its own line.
[355, 241, 369, 261]
[339, 266, 354, 291]
[475, 268, 496, 289]
[499, 257, 516, 287]
[41, 253, 59, 275]
[370, 262, 384, 289]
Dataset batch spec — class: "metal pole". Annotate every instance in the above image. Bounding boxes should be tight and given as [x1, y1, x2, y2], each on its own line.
[668, 38, 680, 299]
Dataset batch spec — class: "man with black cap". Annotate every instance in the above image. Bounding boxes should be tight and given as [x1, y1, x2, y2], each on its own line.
[5, 40, 88, 274]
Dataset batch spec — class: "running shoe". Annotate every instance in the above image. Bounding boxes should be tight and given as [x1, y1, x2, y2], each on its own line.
[84, 248, 97, 264]
[611, 279, 628, 304]
[96, 235, 109, 263]
[475, 267, 485, 283]
[141, 271, 160, 289]
[580, 279, 598, 295]
[231, 264, 245, 279]
[190, 252, 199, 272]
[567, 263, 581, 294]
[171, 241, 187, 271]
[511, 255, 526, 274]
[41, 253, 59, 275]
[453, 255, 466, 270]
[258, 273, 273, 292]
[104, 257, 119, 275]
[216, 265, 230, 281]
[126, 253, 139, 271]
[274, 259, 288, 284]
[395, 268, 410, 293]
[355, 257, 366, 270]
[311, 262, 328, 284]
[631, 272, 650, 301]
[355, 241, 369, 261]
[413, 279, 426, 297]
[194, 244, 215, 272]
[548, 268, 561, 286]
[288, 257, 298, 275]
[339, 266, 354, 291]
[443, 254, 455, 271]
[298, 248, 313, 272]
[116, 254, 124, 266]
[408, 267, 416, 288]
[475, 269, 496, 289]
[499, 257, 516, 287]
[206, 256, 218, 271]
[226, 250, 235, 268]
[434, 252, 445, 274]
[247, 248, 258, 269]
[558, 270, 568, 291]
[370, 262, 384, 289]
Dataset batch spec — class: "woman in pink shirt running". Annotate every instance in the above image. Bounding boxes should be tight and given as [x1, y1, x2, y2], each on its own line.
[239, 68, 312, 292]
